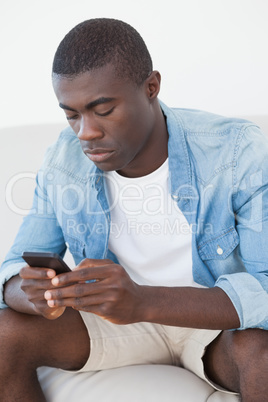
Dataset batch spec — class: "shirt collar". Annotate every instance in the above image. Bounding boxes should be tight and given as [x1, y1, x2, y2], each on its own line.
[160, 100, 193, 199]
[92, 100, 193, 200]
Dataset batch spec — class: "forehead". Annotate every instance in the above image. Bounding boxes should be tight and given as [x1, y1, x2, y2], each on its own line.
[52, 65, 136, 105]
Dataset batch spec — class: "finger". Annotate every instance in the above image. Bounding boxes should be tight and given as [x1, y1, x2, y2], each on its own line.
[31, 298, 66, 320]
[21, 278, 58, 292]
[45, 306, 66, 320]
[46, 293, 105, 309]
[51, 264, 117, 287]
[75, 258, 112, 270]
[44, 282, 98, 301]
[20, 266, 56, 280]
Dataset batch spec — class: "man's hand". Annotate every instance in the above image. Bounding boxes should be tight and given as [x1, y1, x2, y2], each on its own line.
[19, 266, 66, 320]
[20, 257, 240, 329]
[44, 259, 145, 324]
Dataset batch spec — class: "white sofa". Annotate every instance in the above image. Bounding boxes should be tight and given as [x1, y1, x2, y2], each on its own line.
[1, 116, 268, 401]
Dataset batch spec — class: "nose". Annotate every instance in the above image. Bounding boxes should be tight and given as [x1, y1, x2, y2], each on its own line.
[77, 116, 104, 141]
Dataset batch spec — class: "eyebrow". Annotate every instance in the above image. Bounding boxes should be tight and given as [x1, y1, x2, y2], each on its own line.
[59, 97, 115, 112]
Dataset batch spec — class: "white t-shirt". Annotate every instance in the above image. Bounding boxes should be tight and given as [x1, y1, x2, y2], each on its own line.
[105, 159, 200, 287]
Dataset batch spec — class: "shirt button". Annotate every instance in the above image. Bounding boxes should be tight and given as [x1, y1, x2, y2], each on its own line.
[217, 246, 223, 255]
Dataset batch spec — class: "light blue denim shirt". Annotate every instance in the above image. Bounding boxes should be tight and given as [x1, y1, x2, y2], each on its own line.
[1, 101, 268, 330]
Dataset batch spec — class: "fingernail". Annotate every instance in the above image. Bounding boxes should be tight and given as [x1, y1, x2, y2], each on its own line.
[47, 270, 55, 278]
[44, 291, 51, 300]
[47, 300, 55, 307]
[52, 277, 59, 286]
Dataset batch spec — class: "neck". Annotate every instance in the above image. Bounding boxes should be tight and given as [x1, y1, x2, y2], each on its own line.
[118, 105, 168, 178]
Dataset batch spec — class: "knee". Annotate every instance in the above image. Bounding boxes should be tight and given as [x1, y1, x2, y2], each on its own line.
[0, 308, 21, 343]
[231, 328, 268, 380]
[0, 309, 29, 368]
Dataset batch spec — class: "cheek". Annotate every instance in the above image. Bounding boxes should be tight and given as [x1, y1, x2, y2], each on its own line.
[66, 120, 80, 135]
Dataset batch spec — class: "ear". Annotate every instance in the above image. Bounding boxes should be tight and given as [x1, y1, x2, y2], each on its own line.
[145, 70, 161, 100]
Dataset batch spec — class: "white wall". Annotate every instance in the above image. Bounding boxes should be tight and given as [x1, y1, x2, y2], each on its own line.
[1, 0, 268, 130]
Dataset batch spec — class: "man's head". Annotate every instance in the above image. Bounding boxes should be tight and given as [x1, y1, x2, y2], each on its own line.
[52, 19, 168, 178]
[52, 18, 152, 86]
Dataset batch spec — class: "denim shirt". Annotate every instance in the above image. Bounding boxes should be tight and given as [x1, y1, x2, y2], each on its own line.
[1, 101, 268, 330]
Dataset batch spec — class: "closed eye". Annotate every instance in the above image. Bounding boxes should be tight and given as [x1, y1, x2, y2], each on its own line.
[95, 107, 115, 117]
[66, 114, 79, 121]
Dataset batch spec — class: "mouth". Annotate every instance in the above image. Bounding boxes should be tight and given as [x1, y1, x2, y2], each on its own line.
[84, 149, 115, 163]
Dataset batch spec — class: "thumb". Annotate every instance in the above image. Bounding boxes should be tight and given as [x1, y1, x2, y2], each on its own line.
[73, 258, 112, 271]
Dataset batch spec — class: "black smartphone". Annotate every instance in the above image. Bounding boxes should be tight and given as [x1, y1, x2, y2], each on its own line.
[22, 252, 71, 274]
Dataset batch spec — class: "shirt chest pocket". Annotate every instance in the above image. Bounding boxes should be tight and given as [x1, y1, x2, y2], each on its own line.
[198, 227, 239, 261]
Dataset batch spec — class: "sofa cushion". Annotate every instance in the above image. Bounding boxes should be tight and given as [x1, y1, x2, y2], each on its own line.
[38, 365, 216, 402]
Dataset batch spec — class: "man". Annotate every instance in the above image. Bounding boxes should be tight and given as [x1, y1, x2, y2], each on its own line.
[0, 18, 267, 401]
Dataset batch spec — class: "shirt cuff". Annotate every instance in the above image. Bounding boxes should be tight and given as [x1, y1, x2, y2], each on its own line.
[0, 262, 25, 309]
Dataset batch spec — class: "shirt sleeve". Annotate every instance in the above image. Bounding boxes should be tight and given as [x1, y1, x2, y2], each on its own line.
[0, 165, 66, 309]
[215, 124, 268, 330]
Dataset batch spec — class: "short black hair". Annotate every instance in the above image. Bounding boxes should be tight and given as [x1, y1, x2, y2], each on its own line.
[52, 18, 153, 86]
